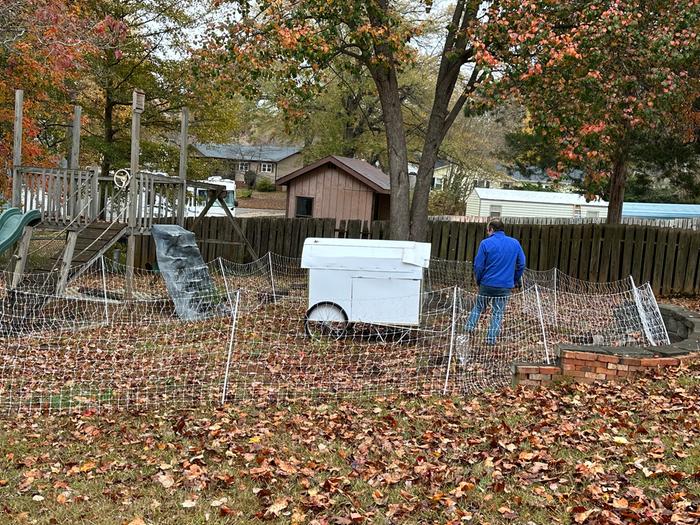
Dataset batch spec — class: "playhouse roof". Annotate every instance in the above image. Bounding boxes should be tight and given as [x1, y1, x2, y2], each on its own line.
[277, 156, 391, 194]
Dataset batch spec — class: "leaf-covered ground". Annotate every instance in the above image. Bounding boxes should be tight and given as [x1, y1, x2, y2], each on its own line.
[1, 364, 699, 525]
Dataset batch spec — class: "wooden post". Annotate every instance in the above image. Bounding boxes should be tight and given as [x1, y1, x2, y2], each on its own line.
[90, 167, 100, 220]
[11, 225, 34, 288]
[56, 231, 79, 295]
[69, 105, 81, 170]
[177, 107, 189, 226]
[12, 90, 23, 207]
[125, 89, 145, 298]
[217, 193, 259, 261]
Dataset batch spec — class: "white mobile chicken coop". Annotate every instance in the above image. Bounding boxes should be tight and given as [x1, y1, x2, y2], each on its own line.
[301, 238, 431, 337]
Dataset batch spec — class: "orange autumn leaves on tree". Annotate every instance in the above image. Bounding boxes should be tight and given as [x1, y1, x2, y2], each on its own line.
[481, 0, 700, 222]
[204, 0, 422, 112]
[0, 0, 102, 182]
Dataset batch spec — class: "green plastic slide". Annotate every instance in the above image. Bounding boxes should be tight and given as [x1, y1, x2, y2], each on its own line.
[0, 207, 41, 255]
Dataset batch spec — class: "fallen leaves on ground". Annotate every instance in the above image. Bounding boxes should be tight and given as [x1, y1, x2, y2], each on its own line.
[0, 363, 698, 524]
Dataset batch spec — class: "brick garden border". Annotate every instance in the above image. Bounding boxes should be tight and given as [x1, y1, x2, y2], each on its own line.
[513, 304, 700, 387]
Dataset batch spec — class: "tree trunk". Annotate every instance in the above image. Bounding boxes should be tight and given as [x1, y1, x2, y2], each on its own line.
[369, 64, 411, 240]
[411, 114, 445, 241]
[606, 153, 627, 224]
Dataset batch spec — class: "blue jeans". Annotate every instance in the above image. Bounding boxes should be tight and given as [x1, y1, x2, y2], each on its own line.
[465, 285, 511, 344]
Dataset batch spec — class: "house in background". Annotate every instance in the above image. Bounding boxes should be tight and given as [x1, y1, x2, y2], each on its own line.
[192, 143, 303, 183]
[465, 188, 608, 218]
[277, 155, 391, 224]
[504, 166, 584, 191]
[409, 159, 470, 190]
[410, 160, 514, 192]
[622, 202, 700, 219]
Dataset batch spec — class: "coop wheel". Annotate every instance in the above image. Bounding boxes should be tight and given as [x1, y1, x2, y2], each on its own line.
[304, 302, 348, 340]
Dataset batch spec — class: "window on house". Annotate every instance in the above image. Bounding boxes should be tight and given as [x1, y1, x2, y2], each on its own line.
[260, 162, 274, 173]
[433, 177, 444, 190]
[237, 162, 249, 172]
[573, 205, 582, 218]
[295, 196, 314, 218]
[489, 204, 502, 217]
[586, 210, 599, 218]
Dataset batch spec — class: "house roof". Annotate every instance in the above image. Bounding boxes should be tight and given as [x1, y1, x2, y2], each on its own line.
[193, 143, 302, 162]
[277, 155, 391, 194]
[474, 188, 608, 207]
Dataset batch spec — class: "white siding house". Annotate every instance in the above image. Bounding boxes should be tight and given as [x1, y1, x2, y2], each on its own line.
[464, 188, 608, 218]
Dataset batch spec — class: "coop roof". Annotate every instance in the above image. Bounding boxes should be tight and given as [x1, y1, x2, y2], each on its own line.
[193, 143, 302, 162]
[301, 238, 431, 271]
[277, 156, 391, 194]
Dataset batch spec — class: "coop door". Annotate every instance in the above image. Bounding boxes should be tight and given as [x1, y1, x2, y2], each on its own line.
[350, 277, 421, 325]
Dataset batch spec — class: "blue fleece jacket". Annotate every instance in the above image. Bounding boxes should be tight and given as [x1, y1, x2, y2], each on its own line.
[473, 231, 526, 288]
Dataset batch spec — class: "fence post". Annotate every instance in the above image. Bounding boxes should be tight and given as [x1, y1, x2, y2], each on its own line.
[630, 276, 657, 346]
[100, 256, 110, 324]
[221, 290, 241, 405]
[553, 268, 558, 328]
[268, 251, 276, 300]
[443, 286, 459, 395]
[218, 257, 233, 307]
[534, 284, 551, 363]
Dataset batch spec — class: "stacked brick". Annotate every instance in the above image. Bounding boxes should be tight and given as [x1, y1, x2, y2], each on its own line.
[514, 351, 698, 388]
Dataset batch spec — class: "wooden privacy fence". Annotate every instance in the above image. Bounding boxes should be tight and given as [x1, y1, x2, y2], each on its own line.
[132, 217, 700, 296]
[431, 215, 700, 231]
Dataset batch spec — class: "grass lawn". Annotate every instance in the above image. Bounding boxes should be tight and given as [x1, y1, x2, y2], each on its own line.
[1, 364, 698, 524]
[236, 189, 286, 210]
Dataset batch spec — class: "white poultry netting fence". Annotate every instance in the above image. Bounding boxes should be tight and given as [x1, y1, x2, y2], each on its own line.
[0, 253, 669, 413]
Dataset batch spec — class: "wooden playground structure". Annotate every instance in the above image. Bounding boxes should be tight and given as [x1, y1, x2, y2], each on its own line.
[8, 89, 255, 296]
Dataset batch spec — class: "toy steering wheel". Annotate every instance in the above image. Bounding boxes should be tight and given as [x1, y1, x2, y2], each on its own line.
[113, 168, 131, 189]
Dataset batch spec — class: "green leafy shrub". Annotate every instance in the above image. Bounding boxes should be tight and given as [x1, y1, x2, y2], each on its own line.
[255, 178, 276, 192]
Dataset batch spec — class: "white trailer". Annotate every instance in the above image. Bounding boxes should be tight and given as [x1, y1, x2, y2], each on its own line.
[301, 238, 431, 337]
[185, 176, 238, 218]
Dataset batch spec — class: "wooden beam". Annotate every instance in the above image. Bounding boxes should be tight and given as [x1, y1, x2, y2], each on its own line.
[177, 107, 189, 227]
[217, 194, 259, 261]
[69, 105, 81, 170]
[56, 231, 79, 295]
[190, 189, 220, 232]
[126, 89, 144, 299]
[12, 90, 23, 207]
[11, 225, 34, 289]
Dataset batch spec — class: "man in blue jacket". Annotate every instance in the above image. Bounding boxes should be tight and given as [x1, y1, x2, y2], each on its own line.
[465, 219, 526, 344]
